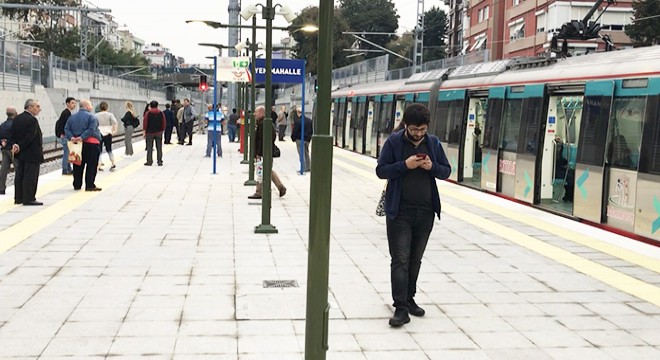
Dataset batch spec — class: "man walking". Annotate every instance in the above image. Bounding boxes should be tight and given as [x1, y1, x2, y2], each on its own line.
[163, 103, 175, 144]
[248, 106, 286, 199]
[65, 99, 103, 192]
[0, 106, 18, 195]
[227, 108, 239, 143]
[291, 108, 312, 172]
[10, 99, 44, 205]
[55, 97, 76, 175]
[376, 103, 451, 327]
[182, 98, 196, 145]
[143, 100, 166, 166]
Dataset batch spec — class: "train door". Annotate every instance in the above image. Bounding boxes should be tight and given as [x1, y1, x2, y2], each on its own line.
[393, 97, 407, 131]
[377, 96, 395, 156]
[538, 92, 584, 214]
[436, 90, 467, 182]
[353, 96, 367, 153]
[573, 81, 614, 223]
[481, 87, 505, 192]
[603, 79, 651, 232]
[634, 78, 660, 241]
[365, 99, 376, 156]
[344, 100, 353, 148]
[335, 98, 347, 147]
[513, 85, 547, 204]
[497, 87, 526, 198]
[331, 100, 337, 142]
[463, 96, 487, 189]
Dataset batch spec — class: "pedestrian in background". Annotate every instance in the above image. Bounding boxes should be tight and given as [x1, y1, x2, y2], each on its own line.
[0, 106, 18, 195]
[65, 99, 102, 192]
[376, 103, 451, 327]
[163, 103, 175, 144]
[182, 98, 196, 145]
[55, 97, 76, 175]
[227, 108, 239, 143]
[96, 101, 118, 172]
[121, 101, 138, 156]
[291, 107, 312, 172]
[143, 100, 166, 166]
[11, 99, 45, 205]
[248, 105, 286, 199]
[277, 105, 287, 141]
[204, 104, 224, 158]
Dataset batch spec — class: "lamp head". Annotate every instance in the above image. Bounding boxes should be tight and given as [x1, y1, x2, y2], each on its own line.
[235, 41, 248, 52]
[278, 5, 296, 23]
[240, 3, 259, 21]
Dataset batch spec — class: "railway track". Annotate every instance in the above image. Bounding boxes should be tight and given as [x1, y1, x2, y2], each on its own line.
[42, 131, 144, 163]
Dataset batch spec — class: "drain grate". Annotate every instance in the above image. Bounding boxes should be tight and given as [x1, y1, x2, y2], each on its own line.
[263, 280, 299, 288]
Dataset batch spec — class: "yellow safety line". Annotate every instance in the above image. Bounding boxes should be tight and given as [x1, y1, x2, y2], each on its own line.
[0, 143, 175, 254]
[333, 149, 660, 274]
[333, 157, 660, 307]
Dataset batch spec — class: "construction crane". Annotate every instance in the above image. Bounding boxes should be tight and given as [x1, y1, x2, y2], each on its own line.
[551, 0, 616, 56]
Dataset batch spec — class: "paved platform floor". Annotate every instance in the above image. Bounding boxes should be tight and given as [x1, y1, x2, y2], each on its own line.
[1, 136, 660, 359]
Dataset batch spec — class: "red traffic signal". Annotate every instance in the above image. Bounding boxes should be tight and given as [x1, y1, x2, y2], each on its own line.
[199, 75, 208, 91]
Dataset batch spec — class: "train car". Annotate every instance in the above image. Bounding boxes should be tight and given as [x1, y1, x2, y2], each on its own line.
[332, 46, 660, 243]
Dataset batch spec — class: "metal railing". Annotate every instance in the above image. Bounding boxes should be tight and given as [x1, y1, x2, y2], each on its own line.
[386, 50, 491, 80]
[0, 37, 41, 92]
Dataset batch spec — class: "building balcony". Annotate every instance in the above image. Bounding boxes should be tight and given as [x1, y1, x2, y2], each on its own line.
[504, 35, 537, 54]
[466, 20, 488, 38]
[506, 0, 536, 20]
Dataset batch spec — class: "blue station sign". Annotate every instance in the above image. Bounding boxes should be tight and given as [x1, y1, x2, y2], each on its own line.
[253, 58, 306, 84]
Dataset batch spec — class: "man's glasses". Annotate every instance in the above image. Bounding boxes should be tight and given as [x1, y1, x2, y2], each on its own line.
[407, 126, 428, 134]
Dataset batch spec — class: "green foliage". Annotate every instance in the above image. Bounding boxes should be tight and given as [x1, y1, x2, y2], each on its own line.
[423, 6, 448, 62]
[0, 0, 77, 21]
[339, 0, 399, 57]
[625, 0, 660, 46]
[289, 6, 354, 75]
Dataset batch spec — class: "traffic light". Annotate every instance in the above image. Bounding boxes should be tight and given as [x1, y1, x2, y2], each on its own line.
[199, 75, 208, 92]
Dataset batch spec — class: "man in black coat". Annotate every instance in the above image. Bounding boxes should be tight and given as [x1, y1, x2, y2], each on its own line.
[11, 99, 44, 205]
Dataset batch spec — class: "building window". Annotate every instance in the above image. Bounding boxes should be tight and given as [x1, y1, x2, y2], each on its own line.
[536, 12, 546, 33]
[510, 23, 525, 41]
[478, 8, 483, 23]
[470, 35, 487, 52]
[484, 6, 489, 21]
[513, 0, 522, 6]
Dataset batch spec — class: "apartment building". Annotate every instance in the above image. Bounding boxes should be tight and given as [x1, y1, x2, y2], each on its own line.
[461, 0, 634, 60]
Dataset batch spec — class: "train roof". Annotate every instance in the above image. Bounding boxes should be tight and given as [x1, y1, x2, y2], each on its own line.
[331, 46, 660, 97]
[441, 46, 660, 90]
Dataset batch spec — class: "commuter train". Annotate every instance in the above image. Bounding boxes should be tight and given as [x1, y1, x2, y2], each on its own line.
[331, 46, 660, 243]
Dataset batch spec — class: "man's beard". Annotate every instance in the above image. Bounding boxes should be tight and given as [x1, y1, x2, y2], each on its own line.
[406, 131, 423, 142]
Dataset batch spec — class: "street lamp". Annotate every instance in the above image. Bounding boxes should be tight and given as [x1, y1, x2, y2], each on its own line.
[241, 1, 294, 234]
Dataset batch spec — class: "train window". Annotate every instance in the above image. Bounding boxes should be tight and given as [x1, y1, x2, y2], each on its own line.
[356, 102, 367, 129]
[434, 101, 450, 142]
[338, 102, 347, 128]
[483, 98, 503, 150]
[606, 96, 646, 170]
[518, 98, 545, 155]
[379, 102, 394, 133]
[500, 99, 523, 151]
[577, 96, 611, 166]
[447, 100, 464, 145]
[332, 102, 339, 126]
[639, 96, 660, 174]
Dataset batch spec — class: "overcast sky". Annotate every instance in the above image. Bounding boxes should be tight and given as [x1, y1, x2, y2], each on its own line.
[90, 0, 448, 65]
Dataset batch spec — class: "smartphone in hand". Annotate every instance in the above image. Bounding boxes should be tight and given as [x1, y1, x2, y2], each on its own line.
[416, 153, 427, 159]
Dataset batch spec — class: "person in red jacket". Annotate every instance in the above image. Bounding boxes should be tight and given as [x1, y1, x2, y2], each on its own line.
[143, 100, 166, 166]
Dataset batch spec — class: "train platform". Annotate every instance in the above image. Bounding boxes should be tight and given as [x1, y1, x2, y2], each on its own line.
[1, 136, 660, 359]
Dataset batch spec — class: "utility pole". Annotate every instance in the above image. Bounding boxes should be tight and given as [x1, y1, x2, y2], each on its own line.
[228, 0, 240, 109]
[412, 0, 425, 73]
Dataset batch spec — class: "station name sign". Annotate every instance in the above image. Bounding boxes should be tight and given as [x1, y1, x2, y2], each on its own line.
[253, 58, 305, 84]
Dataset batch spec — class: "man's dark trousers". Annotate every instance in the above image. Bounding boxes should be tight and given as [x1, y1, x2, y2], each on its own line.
[164, 124, 174, 144]
[72, 142, 100, 190]
[386, 208, 435, 309]
[184, 121, 194, 144]
[14, 160, 39, 203]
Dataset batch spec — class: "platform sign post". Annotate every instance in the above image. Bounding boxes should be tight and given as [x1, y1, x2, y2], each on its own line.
[252, 57, 306, 234]
[305, 0, 333, 358]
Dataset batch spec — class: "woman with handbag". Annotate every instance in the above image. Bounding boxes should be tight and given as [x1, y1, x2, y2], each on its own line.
[121, 101, 138, 156]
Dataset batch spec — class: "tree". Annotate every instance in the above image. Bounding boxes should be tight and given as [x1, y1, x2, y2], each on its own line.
[385, 33, 415, 70]
[289, 6, 354, 75]
[339, 0, 399, 58]
[423, 6, 448, 62]
[625, 0, 660, 46]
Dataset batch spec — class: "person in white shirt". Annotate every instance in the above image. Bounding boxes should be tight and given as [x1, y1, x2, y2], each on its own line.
[95, 101, 118, 171]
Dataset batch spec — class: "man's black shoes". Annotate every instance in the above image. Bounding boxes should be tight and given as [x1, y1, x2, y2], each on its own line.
[23, 201, 43, 206]
[408, 299, 425, 317]
[388, 308, 410, 327]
